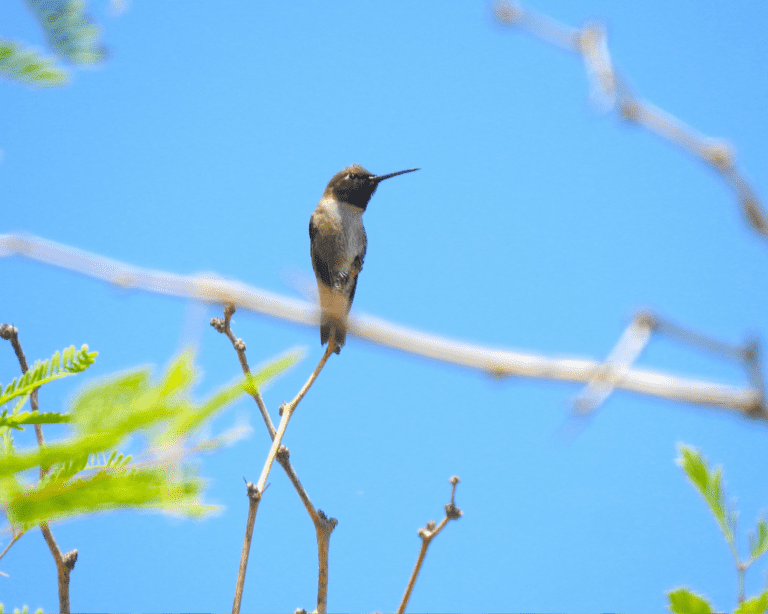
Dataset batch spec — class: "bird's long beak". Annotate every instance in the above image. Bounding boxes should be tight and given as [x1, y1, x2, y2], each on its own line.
[373, 168, 420, 183]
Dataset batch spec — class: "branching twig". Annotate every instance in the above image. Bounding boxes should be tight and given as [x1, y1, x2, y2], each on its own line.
[1, 324, 77, 614]
[211, 305, 275, 438]
[4, 234, 762, 420]
[213, 307, 337, 614]
[0, 530, 24, 566]
[575, 311, 766, 418]
[492, 1, 768, 243]
[398, 476, 462, 614]
[575, 311, 655, 414]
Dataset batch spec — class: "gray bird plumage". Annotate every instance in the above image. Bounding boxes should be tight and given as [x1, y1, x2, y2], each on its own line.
[309, 164, 419, 353]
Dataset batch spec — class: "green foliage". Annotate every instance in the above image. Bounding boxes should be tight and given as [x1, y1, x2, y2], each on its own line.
[0, 39, 67, 86]
[0, 606, 44, 614]
[678, 443, 736, 546]
[750, 518, 768, 561]
[0, 348, 302, 528]
[0, 410, 70, 430]
[24, 0, 107, 64]
[674, 444, 768, 613]
[0, 344, 98, 409]
[735, 591, 768, 614]
[667, 587, 713, 613]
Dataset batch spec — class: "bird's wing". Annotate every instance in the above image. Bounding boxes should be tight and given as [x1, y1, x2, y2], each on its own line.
[309, 215, 333, 287]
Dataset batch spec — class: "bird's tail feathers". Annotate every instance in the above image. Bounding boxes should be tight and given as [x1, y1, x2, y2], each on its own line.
[320, 313, 346, 354]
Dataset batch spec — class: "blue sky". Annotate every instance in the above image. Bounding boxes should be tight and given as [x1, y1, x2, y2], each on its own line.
[2, 0, 768, 611]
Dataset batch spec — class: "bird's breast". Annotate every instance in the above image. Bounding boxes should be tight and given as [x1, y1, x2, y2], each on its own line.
[313, 198, 366, 266]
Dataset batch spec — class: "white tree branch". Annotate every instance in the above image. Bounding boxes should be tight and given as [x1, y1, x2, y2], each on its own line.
[2, 233, 763, 420]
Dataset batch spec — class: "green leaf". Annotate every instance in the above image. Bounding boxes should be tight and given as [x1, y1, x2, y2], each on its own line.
[25, 0, 108, 65]
[750, 518, 768, 561]
[0, 39, 67, 85]
[5, 467, 216, 526]
[667, 587, 713, 613]
[69, 366, 154, 434]
[159, 349, 197, 397]
[245, 348, 304, 395]
[735, 591, 768, 614]
[0, 344, 97, 406]
[677, 444, 734, 543]
[0, 410, 70, 431]
[162, 348, 303, 440]
[0, 347, 299, 526]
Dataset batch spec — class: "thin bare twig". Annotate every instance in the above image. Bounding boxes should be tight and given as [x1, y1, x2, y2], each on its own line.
[3, 234, 762, 420]
[1, 323, 44, 447]
[211, 304, 275, 438]
[493, 1, 768, 243]
[211, 307, 319, 518]
[232, 480, 260, 613]
[314, 508, 338, 613]
[398, 476, 462, 614]
[214, 308, 337, 614]
[1, 324, 77, 614]
[0, 530, 24, 565]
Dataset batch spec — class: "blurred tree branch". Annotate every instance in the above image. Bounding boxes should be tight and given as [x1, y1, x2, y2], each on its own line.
[2, 234, 763, 421]
[493, 1, 768, 244]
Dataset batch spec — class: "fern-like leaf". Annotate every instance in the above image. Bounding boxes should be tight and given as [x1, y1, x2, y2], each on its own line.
[0, 39, 68, 86]
[0, 344, 98, 408]
[25, 0, 107, 64]
[40, 450, 133, 488]
[0, 410, 70, 431]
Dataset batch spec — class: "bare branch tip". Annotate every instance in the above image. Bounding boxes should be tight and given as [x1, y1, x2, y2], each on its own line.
[635, 310, 658, 330]
[493, 1, 522, 25]
[245, 481, 261, 502]
[0, 323, 17, 340]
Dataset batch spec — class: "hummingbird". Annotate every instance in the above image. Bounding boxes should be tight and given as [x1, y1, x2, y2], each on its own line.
[309, 164, 419, 353]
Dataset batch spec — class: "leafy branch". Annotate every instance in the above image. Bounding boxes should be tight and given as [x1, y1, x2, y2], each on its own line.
[0, 348, 301, 528]
[0, 39, 67, 85]
[669, 444, 768, 613]
[24, 0, 107, 65]
[0, 344, 97, 408]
